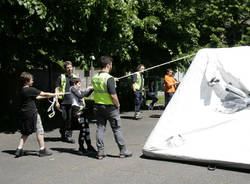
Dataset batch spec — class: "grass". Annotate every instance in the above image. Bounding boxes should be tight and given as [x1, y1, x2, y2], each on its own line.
[146, 95, 165, 105]
[156, 95, 165, 104]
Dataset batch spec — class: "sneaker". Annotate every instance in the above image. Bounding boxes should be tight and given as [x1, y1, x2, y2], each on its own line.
[120, 151, 132, 158]
[135, 115, 143, 119]
[97, 154, 106, 160]
[78, 147, 87, 155]
[39, 148, 53, 157]
[62, 137, 75, 144]
[134, 112, 143, 119]
[15, 148, 24, 158]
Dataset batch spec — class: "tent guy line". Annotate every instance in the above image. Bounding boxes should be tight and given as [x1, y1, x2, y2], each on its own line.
[46, 53, 195, 118]
[117, 53, 196, 80]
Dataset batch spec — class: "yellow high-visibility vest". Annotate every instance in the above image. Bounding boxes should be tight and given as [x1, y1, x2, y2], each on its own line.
[133, 72, 144, 90]
[58, 73, 77, 99]
[92, 72, 114, 105]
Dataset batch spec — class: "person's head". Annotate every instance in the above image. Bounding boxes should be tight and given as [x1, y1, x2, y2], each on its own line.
[70, 77, 81, 89]
[100, 56, 113, 72]
[64, 61, 73, 75]
[137, 64, 145, 72]
[20, 72, 34, 86]
[167, 69, 174, 76]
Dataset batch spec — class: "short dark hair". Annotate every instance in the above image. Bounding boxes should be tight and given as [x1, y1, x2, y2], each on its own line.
[70, 77, 81, 86]
[137, 64, 144, 71]
[167, 69, 173, 73]
[100, 56, 113, 68]
[64, 61, 72, 68]
[20, 72, 33, 85]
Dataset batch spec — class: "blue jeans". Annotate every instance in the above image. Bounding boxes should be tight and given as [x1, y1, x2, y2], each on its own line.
[165, 92, 174, 107]
[134, 90, 143, 112]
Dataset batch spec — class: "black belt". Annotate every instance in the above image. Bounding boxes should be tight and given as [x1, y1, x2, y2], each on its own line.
[94, 104, 115, 107]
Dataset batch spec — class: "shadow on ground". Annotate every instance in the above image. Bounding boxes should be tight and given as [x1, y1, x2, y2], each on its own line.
[50, 147, 97, 159]
[120, 116, 135, 120]
[2, 150, 39, 157]
[44, 137, 62, 142]
[149, 114, 161, 118]
[140, 154, 250, 173]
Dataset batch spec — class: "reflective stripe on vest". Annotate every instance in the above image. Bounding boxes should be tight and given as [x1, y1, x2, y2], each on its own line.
[134, 72, 144, 90]
[92, 72, 114, 105]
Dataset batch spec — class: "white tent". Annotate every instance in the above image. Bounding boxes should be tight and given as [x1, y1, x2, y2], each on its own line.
[143, 46, 250, 169]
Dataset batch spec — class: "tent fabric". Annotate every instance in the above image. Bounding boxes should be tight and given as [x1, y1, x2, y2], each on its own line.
[142, 46, 250, 169]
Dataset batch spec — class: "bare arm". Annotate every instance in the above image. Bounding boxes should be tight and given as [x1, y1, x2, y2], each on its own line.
[36, 91, 64, 100]
[54, 87, 60, 109]
[110, 94, 120, 109]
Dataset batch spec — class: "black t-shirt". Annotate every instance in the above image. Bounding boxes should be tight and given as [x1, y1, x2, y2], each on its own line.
[55, 74, 73, 104]
[20, 87, 41, 118]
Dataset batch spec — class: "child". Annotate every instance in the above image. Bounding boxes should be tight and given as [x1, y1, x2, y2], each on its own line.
[15, 72, 64, 158]
[70, 77, 97, 155]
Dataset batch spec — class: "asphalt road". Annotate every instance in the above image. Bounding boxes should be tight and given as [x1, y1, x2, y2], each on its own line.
[1, 110, 249, 184]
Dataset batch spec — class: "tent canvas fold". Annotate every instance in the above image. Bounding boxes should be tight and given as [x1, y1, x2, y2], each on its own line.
[143, 46, 250, 169]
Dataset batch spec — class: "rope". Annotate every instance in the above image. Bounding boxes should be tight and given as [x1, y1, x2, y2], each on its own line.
[117, 53, 195, 80]
[47, 92, 70, 118]
[46, 53, 195, 118]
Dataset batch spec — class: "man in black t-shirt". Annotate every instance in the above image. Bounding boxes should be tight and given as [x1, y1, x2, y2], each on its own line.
[55, 61, 76, 143]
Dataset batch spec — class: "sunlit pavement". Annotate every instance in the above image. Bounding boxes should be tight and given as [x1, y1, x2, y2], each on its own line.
[1, 110, 250, 184]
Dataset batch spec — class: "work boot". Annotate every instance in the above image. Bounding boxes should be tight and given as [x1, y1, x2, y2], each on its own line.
[59, 128, 65, 139]
[39, 148, 53, 157]
[62, 130, 75, 143]
[62, 137, 75, 144]
[78, 147, 87, 155]
[120, 151, 133, 158]
[15, 148, 24, 158]
[87, 145, 97, 154]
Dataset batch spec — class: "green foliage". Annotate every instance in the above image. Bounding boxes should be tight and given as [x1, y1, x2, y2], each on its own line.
[0, 0, 249, 75]
[17, 0, 47, 19]
[0, 0, 249, 124]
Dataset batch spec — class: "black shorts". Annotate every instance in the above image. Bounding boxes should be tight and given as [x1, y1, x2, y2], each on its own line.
[20, 113, 37, 135]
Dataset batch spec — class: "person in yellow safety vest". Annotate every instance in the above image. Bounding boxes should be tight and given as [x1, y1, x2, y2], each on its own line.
[55, 61, 77, 143]
[91, 56, 132, 160]
[132, 64, 145, 119]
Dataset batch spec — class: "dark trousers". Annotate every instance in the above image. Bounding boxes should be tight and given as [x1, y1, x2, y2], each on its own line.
[60, 104, 73, 138]
[146, 93, 158, 106]
[72, 106, 91, 149]
[165, 92, 174, 107]
[134, 90, 143, 112]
